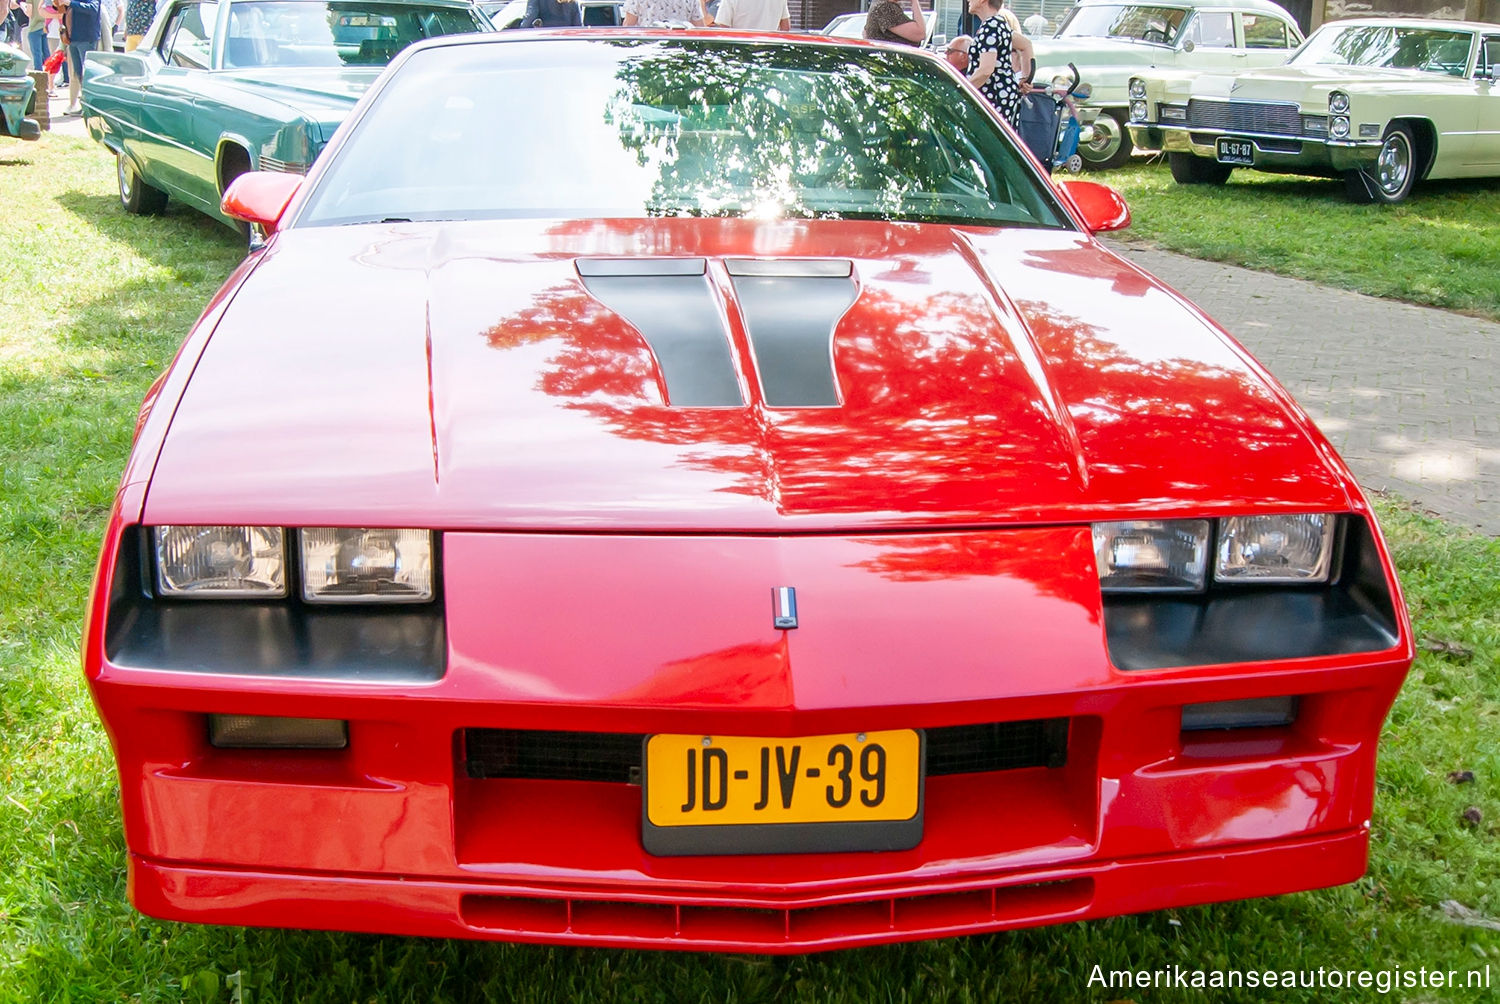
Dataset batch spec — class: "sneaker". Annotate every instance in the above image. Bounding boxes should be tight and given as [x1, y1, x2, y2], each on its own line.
[64, 104, 81, 115]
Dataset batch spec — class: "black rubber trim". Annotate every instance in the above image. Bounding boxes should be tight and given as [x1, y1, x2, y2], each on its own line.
[1104, 516, 1399, 671]
[104, 527, 446, 682]
[642, 815, 924, 856]
[577, 268, 743, 407]
[730, 269, 857, 408]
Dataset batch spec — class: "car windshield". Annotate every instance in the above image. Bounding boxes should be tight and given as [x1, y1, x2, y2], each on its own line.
[1056, 4, 1187, 43]
[825, 14, 863, 37]
[296, 38, 1071, 229]
[1291, 24, 1475, 76]
[222, 1, 490, 68]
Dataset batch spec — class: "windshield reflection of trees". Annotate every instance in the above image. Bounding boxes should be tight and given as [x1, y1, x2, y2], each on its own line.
[599, 43, 1036, 226]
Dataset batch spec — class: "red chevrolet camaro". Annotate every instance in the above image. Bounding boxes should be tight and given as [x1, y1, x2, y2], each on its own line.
[83, 30, 1414, 952]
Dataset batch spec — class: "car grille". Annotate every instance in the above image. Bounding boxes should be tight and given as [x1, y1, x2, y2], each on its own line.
[1187, 99, 1302, 136]
[257, 155, 308, 175]
[464, 719, 1069, 782]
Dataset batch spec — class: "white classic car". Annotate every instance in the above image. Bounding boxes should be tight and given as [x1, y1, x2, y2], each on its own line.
[1031, 0, 1303, 168]
[1128, 18, 1500, 202]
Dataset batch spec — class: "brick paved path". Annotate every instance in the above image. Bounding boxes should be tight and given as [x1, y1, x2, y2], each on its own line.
[1110, 243, 1500, 535]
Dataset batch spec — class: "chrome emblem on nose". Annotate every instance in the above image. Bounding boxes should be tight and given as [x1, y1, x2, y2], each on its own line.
[773, 587, 798, 629]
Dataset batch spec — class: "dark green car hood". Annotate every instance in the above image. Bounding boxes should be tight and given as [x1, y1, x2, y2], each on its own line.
[211, 67, 385, 141]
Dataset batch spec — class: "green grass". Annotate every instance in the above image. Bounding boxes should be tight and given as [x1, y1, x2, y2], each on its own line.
[1, 135, 1497, 1002]
[1107, 156, 1500, 321]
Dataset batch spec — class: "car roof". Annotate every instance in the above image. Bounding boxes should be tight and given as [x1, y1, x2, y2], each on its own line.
[1071, 0, 1295, 13]
[1311, 16, 1491, 34]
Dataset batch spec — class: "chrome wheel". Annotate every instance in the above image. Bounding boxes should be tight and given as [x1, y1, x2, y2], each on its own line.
[117, 153, 168, 215]
[1375, 129, 1412, 199]
[1079, 110, 1133, 170]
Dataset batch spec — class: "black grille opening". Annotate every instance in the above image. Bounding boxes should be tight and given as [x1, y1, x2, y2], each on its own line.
[463, 719, 1069, 782]
[925, 719, 1069, 775]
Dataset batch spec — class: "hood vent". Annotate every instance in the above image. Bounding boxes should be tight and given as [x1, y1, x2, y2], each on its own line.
[576, 257, 857, 409]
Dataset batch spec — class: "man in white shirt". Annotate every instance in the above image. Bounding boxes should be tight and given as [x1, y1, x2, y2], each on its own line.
[709, 0, 788, 31]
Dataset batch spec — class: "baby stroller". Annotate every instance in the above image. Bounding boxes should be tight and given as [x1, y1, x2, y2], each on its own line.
[1015, 62, 1090, 174]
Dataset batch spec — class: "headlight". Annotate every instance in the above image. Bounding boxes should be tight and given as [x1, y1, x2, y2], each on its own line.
[1093, 520, 1210, 593]
[1130, 99, 1148, 122]
[155, 525, 287, 598]
[1330, 116, 1350, 139]
[300, 528, 434, 603]
[1215, 514, 1335, 583]
[1328, 91, 1350, 114]
[1128, 77, 1147, 99]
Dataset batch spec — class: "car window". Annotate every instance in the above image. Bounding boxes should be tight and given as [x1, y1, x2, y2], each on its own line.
[222, 0, 489, 68]
[1483, 36, 1500, 77]
[1293, 24, 1474, 77]
[297, 39, 1071, 230]
[1241, 13, 1292, 49]
[580, 1, 621, 24]
[1184, 11, 1233, 48]
[159, 1, 218, 68]
[1055, 4, 1187, 44]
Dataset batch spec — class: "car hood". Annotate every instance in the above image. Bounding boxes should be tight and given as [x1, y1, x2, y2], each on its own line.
[1, 43, 31, 77]
[1032, 37, 1170, 70]
[213, 68, 383, 139]
[1187, 63, 1451, 100]
[141, 218, 1351, 531]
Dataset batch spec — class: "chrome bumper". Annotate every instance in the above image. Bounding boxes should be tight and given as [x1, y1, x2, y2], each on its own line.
[1127, 122, 1383, 173]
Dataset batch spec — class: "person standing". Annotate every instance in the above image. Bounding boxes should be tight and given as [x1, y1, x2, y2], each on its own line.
[862, 0, 923, 45]
[122, 0, 149, 49]
[943, 34, 970, 72]
[966, 0, 1021, 126]
[53, 0, 99, 115]
[620, 0, 703, 26]
[520, 0, 579, 27]
[709, 0, 788, 31]
[96, 0, 117, 50]
[26, 0, 49, 71]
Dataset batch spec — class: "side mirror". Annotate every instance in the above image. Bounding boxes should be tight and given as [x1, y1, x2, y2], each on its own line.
[1054, 179, 1131, 233]
[221, 171, 304, 232]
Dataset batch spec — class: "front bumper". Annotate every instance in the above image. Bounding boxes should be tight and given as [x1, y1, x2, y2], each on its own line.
[1129, 122, 1382, 174]
[132, 828, 1373, 951]
[88, 522, 1412, 951]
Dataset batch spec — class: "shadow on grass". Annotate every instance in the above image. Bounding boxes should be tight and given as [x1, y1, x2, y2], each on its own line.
[55, 190, 246, 273]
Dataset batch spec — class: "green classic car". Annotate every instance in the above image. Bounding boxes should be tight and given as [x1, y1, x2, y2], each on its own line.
[1128, 18, 1500, 202]
[81, 0, 491, 229]
[1, 42, 41, 141]
[1029, 0, 1303, 169]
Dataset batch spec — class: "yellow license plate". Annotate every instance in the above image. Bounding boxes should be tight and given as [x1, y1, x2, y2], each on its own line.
[645, 730, 920, 827]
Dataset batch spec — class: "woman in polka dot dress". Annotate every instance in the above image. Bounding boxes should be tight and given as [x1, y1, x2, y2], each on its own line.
[966, 0, 1022, 127]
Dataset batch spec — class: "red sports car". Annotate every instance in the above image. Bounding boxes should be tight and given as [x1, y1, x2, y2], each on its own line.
[83, 30, 1414, 953]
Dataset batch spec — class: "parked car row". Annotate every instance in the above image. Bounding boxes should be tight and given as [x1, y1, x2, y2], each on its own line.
[1128, 17, 1500, 203]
